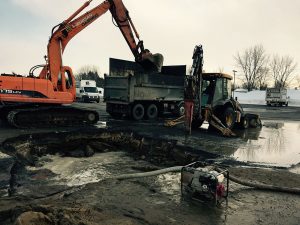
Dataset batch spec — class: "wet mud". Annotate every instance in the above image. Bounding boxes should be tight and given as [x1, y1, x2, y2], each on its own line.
[0, 128, 300, 225]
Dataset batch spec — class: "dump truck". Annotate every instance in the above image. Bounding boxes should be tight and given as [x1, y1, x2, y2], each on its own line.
[104, 58, 186, 120]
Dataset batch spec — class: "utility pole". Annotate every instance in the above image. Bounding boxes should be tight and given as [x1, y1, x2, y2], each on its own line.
[232, 70, 237, 98]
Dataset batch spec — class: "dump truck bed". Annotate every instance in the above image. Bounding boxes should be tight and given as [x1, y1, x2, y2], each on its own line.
[104, 58, 185, 103]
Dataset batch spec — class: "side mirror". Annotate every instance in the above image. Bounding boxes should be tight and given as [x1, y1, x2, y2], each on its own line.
[80, 90, 84, 93]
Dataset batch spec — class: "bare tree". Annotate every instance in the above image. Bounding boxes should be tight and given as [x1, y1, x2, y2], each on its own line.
[234, 45, 269, 91]
[256, 66, 269, 90]
[270, 55, 297, 88]
[75, 65, 100, 79]
[296, 75, 300, 88]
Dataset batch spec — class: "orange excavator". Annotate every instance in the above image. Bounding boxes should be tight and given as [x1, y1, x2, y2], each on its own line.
[0, 0, 162, 127]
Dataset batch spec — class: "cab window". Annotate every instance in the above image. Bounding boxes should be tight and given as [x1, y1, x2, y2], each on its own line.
[65, 70, 73, 89]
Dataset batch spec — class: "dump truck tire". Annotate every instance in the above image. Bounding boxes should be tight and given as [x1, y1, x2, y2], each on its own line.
[174, 102, 185, 116]
[221, 106, 236, 129]
[146, 104, 158, 120]
[132, 104, 145, 120]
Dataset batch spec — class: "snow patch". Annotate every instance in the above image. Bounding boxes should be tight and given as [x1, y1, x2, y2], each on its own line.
[234, 89, 300, 107]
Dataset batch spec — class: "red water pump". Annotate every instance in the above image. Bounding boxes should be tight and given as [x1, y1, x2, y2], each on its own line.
[181, 162, 229, 205]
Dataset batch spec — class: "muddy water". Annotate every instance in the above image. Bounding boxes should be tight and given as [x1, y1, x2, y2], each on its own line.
[36, 152, 132, 186]
[233, 121, 300, 167]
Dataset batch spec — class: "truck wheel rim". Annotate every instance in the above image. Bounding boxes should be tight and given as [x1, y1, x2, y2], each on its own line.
[179, 106, 185, 116]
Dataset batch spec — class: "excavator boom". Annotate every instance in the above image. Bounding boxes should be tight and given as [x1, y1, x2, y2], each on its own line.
[43, 0, 163, 89]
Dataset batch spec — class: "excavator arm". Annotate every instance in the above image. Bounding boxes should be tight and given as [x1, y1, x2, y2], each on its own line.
[39, 0, 163, 89]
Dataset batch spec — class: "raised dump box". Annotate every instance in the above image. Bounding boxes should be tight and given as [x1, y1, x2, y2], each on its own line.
[104, 58, 185, 120]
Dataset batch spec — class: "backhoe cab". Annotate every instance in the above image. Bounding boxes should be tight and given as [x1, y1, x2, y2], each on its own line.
[192, 72, 261, 134]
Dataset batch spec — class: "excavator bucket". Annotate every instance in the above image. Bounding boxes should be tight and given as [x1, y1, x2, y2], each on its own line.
[139, 53, 164, 72]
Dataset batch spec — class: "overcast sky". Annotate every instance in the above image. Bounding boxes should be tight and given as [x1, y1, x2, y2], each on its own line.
[0, 0, 299, 85]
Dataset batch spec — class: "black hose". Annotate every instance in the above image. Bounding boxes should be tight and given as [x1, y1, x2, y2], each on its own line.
[215, 167, 300, 195]
[51, 23, 62, 36]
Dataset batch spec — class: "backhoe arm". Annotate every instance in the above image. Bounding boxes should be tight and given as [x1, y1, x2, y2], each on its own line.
[40, 0, 163, 89]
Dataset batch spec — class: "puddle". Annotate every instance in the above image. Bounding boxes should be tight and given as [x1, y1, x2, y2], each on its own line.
[233, 121, 300, 167]
[289, 164, 300, 174]
[36, 152, 130, 186]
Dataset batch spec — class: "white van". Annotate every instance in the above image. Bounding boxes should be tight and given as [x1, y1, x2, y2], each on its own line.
[97, 87, 104, 98]
[76, 80, 100, 103]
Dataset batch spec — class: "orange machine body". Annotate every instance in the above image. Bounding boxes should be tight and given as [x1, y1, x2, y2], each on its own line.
[0, 0, 153, 105]
[0, 67, 75, 104]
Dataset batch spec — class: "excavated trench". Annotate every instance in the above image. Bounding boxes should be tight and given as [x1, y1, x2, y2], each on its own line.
[1, 128, 300, 225]
[0, 128, 219, 225]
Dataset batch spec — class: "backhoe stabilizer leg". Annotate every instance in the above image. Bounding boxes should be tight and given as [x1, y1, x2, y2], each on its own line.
[209, 114, 236, 137]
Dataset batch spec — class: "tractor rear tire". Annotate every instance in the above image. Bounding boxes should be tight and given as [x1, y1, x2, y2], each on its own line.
[132, 104, 145, 121]
[221, 106, 236, 129]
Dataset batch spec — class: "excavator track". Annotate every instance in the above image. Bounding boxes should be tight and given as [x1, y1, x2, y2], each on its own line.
[3, 106, 99, 128]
